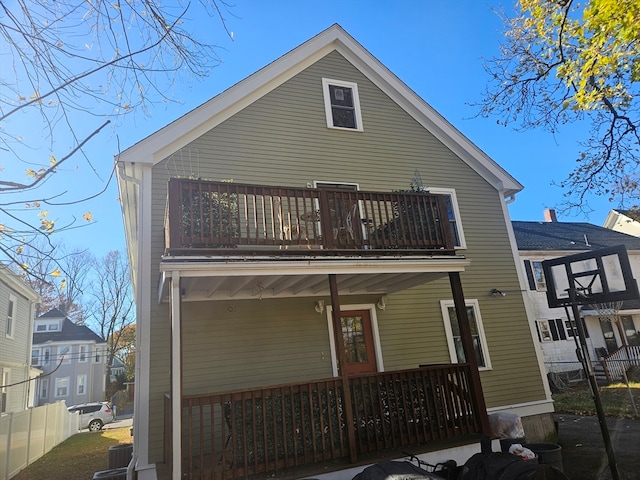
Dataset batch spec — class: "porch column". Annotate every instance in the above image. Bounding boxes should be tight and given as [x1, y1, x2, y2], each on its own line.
[170, 271, 182, 480]
[328, 274, 358, 463]
[449, 272, 491, 434]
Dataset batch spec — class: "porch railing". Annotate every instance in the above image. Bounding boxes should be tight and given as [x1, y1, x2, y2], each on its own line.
[167, 364, 482, 479]
[601, 345, 640, 383]
[165, 178, 455, 255]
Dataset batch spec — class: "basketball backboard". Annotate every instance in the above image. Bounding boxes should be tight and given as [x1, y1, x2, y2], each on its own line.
[542, 245, 639, 308]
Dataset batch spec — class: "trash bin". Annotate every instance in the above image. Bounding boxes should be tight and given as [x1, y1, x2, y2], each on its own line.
[108, 443, 133, 469]
[92, 467, 127, 480]
[523, 443, 563, 472]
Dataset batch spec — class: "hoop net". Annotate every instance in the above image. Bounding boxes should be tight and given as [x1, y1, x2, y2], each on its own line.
[593, 301, 623, 320]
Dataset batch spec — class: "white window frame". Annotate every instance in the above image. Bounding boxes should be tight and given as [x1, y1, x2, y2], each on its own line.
[425, 188, 466, 249]
[48, 322, 59, 331]
[40, 378, 49, 399]
[6, 293, 16, 338]
[324, 303, 384, 377]
[43, 347, 51, 366]
[538, 320, 553, 342]
[76, 375, 87, 395]
[59, 346, 71, 365]
[32, 348, 40, 366]
[322, 78, 364, 131]
[94, 347, 102, 363]
[79, 345, 88, 363]
[440, 299, 491, 370]
[36, 324, 47, 332]
[54, 377, 69, 398]
[1, 369, 10, 413]
[532, 261, 547, 291]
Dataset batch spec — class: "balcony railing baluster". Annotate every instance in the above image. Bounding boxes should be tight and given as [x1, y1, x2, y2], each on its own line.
[165, 178, 455, 255]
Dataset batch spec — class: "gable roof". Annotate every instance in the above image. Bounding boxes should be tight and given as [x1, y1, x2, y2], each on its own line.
[37, 307, 66, 319]
[116, 24, 522, 197]
[0, 263, 41, 302]
[512, 220, 640, 251]
[33, 316, 105, 344]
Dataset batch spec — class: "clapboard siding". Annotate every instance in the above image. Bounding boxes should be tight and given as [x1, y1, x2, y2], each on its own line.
[142, 49, 546, 462]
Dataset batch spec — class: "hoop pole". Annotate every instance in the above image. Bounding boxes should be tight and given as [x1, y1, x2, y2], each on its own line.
[569, 288, 620, 480]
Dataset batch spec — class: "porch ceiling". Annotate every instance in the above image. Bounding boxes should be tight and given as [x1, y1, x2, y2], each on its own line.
[158, 255, 470, 301]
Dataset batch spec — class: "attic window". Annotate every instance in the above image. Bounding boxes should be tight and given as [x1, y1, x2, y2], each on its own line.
[322, 78, 363, 131]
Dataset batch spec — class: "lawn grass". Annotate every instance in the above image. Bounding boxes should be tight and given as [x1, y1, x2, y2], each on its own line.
[12, 427, 132, 480]
[552, 381, 640, 418]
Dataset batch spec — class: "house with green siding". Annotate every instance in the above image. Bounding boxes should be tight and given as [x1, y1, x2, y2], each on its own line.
[116, 24, 554, 480]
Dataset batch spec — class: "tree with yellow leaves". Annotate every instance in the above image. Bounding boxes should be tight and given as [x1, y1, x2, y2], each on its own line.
[478, 0, 639, 214]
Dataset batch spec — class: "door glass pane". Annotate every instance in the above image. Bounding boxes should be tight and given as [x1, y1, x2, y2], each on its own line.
[341, 315, 368, 364]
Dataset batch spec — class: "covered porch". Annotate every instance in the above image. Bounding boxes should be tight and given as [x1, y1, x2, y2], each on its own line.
[160, 179, 491, 479]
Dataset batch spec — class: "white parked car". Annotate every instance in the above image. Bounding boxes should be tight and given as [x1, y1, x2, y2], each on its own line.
[67, 401, 115, 431]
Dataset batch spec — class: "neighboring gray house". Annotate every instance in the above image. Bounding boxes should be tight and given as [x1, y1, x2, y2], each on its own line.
[32, 308, 107, 406]
[0, 264, 41, 414]
[513, 211, 640, 384]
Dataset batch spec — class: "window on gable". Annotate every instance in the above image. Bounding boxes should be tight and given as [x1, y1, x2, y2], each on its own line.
[425, 188, 466, 248]
[6, 294, 16, 338]
[48, 323, 58, 331]
[441, 299, 491, 369]
[79, 345, 87, 363]
[36, 324, 46, 332]
[322, 78, 363, 131]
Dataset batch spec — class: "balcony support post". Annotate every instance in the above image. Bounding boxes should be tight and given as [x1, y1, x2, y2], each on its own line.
[328, 274, 358, 463]
[449, 272, 491, 434]
[170, 271, 183, 480]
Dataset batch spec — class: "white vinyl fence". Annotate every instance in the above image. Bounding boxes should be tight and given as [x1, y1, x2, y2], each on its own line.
[0, 401, 80, 480]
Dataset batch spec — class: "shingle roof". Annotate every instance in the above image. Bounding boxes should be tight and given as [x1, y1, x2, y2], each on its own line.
[512, 221, 640, 251]
[33, 314, 105, 344]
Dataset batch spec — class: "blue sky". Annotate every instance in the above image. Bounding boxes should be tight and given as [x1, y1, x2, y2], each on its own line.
[3, 0, 617, 259]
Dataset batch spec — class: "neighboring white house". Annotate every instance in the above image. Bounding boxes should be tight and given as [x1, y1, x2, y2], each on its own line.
[1, 264, 41, 414]
[513, 210, 640, 385]
[32, 308, 107, 406]
[603, 209, 640, 237]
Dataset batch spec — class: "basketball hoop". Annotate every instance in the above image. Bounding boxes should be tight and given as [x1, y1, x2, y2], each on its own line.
[593, 301, 624, 320]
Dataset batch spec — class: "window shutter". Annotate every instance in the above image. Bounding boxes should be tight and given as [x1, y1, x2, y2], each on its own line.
[549, 320, 560, 341]
[555, 319, 567, 340]
[581, 317, 590, 338]
[524, 260, 536, 290]
[534, 321, 542, 342]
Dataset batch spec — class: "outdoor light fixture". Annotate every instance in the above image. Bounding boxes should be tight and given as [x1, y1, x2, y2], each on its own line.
[376, 296, 387, 310]
[490, 289, 506, 297]
[314, 300, 325, 314]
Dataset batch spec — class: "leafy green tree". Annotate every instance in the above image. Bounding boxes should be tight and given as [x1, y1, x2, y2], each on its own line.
[478, 0, 639, 214]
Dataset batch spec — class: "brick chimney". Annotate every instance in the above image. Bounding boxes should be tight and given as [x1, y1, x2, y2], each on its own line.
[544, 208, 557, 222]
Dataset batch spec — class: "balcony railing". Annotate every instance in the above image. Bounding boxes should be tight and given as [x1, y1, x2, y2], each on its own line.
[165, 178, 455, 255]
[165, 365, 482, 479]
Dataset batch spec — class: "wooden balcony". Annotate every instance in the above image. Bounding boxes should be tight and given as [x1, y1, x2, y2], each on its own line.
[165, 178, 456, 256]
[165, 365, 483, 479]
